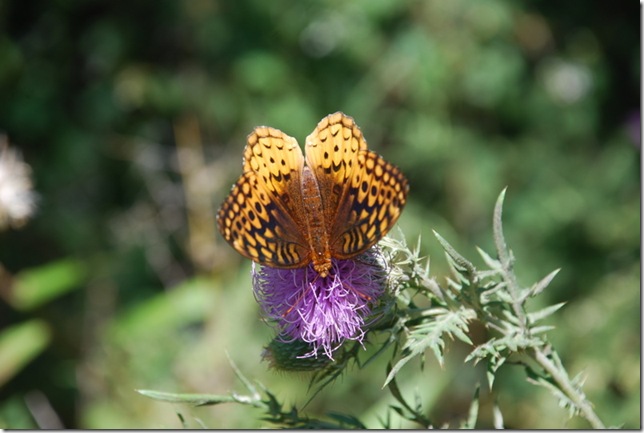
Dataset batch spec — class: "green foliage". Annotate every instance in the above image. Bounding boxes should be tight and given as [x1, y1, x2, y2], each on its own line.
[0, 0, 638, 429]
[9, 259, 87, 311]
[0, 257, 85, 392]
[138, 359, 367, 429]
[138, 191, 610, 428]
[0, 320, 50, 387]
[262, 338, 334, 372]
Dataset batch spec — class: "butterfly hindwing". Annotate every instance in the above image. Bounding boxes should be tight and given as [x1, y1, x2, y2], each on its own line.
[333, 150, 409, 257]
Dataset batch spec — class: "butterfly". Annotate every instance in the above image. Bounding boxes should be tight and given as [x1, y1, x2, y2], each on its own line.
[217, 112, 409, 278]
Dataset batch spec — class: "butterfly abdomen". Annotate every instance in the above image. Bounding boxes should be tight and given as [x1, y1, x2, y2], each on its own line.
[300, 165, 332, 276]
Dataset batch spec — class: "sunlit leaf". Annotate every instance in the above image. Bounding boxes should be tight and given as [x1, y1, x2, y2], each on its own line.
[0, 320, 51, 387]
[10, 259, 87, 311]
[136, 389, 241, 407]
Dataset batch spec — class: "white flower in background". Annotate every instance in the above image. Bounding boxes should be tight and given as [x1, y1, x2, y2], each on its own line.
[0, 136, 38, 229]
[540, 58, 592, 105]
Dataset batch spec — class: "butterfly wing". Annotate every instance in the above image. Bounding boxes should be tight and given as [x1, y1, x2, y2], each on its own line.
[217, 126, 310, 268]
[305, 112, 409, 258]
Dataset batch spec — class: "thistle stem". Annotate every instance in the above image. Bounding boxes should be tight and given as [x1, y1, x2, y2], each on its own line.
[531, 348, 606, 429]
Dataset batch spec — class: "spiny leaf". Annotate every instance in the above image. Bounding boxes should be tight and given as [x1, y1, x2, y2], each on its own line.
[384, 352, 417, 387]
[476, 246, 501, 269]
[487, 354, 507, 389]
[306, 342, 361, 404]
[262, 338, 332, 372]
[226, 351, 259, 399]
[530, 325, 556, 335]
[477, 269, 503, 280]
[480, 284, 508, 305]
[501, 309, 523, 326]
[529, 268, 561, 298]
[385, 309, 473, 386]
[136, 389, 241, 407]
[385, 370, 409, 411]
[525, 373, 581, 419]
[494, 289, 514, 304]
[327, 412, 366, 429]
[421, 274, 445, 301]
[460, 385, 480, 429]
[492, 400, 505, 429]
[384, 367, 433, 427]
[433, 230, 477, 277]
[527, 302, 566, 324]
[492, 187, 511, 268]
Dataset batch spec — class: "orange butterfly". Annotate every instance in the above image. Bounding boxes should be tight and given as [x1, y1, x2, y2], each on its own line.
[217, 112, 409, 277]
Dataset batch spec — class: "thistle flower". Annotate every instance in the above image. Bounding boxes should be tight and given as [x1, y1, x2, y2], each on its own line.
[253, 249, 386, 360]
[0, 137, 38, 230]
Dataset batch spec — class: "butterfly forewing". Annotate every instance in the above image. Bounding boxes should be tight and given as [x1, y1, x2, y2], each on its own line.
[305, 112, 408, 258]
[217, 127, 310, 268]
[305, 112, 368, 241]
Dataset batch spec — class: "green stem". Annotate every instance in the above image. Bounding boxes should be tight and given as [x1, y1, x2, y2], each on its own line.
[492, 189, 605, 429]
[531, 348, 606, 429]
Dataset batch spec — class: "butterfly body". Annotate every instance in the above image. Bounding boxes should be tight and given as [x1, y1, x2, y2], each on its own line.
[217, 112, 408, 277]
[300, 164, 333, 276]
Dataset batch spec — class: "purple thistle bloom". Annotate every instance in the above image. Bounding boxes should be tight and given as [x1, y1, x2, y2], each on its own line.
[252, 250, 386, 360]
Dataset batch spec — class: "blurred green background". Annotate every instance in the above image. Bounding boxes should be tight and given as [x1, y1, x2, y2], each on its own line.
[0, 0, 639, 428]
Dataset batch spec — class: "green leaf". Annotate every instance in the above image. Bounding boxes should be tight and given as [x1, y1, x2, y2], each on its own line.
[476, 246, 501, 269]
[530, 325, 556, 335]
[0, 320, 51, 387]
[0, 395, 40, 428]
[10, 259, 87, 311]
[487, 355, 507, 389]
[226, 353, 261, 401]
[460, 385, 480, 429]
[384, 367, 432, 427]
[109, 276, 216, 341]
[466, 338, 509, 389]
[327, 412, 366, 429]
[433, 231, 477, 277]
[529, 269, 561, 298]
[384, 356, 412, 389]
[492, 399, 505, 429]
[306, 341, 361, 401]
[262, 338, 332, 372]
[479, 282, 507, 303]
[136, 389, 242, 407]
[527, 302, 566, 324]
[385, 308, 473, 386]
[492, 187, 511, 267]
[384, 370, 407, 411]
[525, 373, 581, 419]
